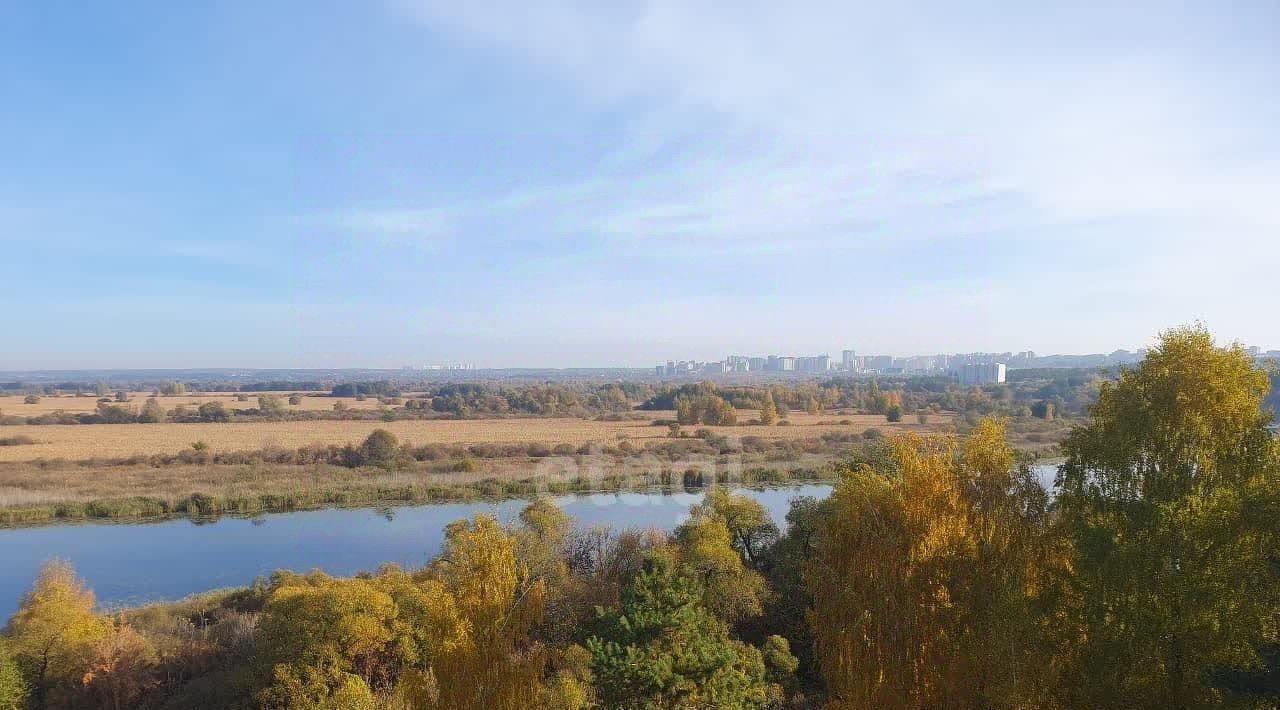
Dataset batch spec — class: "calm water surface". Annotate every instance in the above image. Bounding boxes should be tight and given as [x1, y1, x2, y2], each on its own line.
[0, 484, 832, 620]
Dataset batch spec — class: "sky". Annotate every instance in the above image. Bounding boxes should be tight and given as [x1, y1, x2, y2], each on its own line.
[1, 1, 1277, 369]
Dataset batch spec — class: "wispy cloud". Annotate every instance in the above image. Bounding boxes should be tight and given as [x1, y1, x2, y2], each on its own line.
[333, 208, 452, 237]
[389, 1, 1278, 257]
[4, 1, 1275, 366]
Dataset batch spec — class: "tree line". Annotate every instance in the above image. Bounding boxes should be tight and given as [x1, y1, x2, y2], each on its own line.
[3, 370, 1126, 428]
[1, 326, 1277, 708]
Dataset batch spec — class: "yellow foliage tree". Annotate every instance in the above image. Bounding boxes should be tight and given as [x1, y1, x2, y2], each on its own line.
[420, 514, 547, 709]
[5, 560, 108, 710]
[1054, 326, 1280, 708]
[257, 514, 551, 710]
[760, 393, 778, 425]
[675, 514, 768, 624]
[807, 421, 1052, 709]
[256, 573, 403, 708]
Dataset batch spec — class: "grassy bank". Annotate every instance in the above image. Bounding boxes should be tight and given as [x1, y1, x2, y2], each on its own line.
[0, 421, 1069, 528]
[0, 463, 834, 528]
[0, 428, 879, 528]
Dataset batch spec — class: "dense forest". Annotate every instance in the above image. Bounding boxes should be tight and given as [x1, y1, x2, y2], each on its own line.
[1, 327, 1277, 709]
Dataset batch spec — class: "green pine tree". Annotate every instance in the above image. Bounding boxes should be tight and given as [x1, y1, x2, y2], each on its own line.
[586, 553, 775, 709]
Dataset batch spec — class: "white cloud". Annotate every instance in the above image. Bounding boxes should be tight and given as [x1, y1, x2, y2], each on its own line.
[371, 1, 1280, 354]
[301, 206, 455, 252]
[392, 1, 1277, 254]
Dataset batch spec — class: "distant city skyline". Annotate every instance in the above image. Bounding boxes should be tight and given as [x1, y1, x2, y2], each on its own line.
[4, 340, 1277, 375]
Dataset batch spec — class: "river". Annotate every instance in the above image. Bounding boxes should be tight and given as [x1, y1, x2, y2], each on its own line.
[0, 461, 1062, 620]
[0, 484, 833, 621]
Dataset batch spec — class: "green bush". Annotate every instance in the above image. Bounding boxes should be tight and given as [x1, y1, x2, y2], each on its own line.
[358, 429, 401, 469]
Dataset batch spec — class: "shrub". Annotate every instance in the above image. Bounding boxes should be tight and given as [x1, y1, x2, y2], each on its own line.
[258, 394, 286, 418]
[23, 395, 40, 404]
[886, 404, 903, 422]
[95, 402, 137, 423]
[682, 468, 706, 487]
[197, 401, 231, 422]
[288, 394, 302, 406]
[358, 429, 401, 469]
[0, 435, 36, 446]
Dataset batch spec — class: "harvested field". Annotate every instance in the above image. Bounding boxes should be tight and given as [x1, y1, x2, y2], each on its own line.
[0, 391, 386, 415]
[0, 412, 953, 462]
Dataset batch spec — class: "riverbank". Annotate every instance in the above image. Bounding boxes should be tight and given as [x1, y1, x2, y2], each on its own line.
[0, 419, 1067, 528]
[0, 457, 836, 528]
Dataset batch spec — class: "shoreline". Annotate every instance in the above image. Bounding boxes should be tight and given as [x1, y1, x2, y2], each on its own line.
[0, 463, 836, 529]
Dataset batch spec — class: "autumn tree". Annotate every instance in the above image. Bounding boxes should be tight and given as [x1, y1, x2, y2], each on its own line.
[5, 561, 108, 710]
[358, 429, 402, 469]
[759, 393, 778, 425]
[1053, 326, 1280, 708]
[675, 397, 696, 424]
[256, 573, 401, 707]
[260, 661, 378, 710]
[81, 621, 158, 710]
[867, 380, 886, 414]
[675, 394, 737, 426]
[516, 497, 572, 588]
[0, 639, 28, 710]
[197, 401, 230, 422]
[674, 512, 768, 624]
[259, 394, 287, 419]
[807, 421, 1051, 709]
[688, 488, 779, 568]
[418, 514, 548, 709]
[137, 397, 166, 423]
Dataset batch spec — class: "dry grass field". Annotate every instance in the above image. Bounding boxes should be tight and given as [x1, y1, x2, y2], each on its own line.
[0, 391, 386, 415]
[0, 412, 953, 463]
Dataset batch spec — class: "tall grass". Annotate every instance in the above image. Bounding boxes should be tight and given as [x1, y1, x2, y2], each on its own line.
[0, 464, 835, 528]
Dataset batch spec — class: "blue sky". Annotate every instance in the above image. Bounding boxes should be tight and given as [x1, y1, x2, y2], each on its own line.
[2, 1, 1277, 368]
